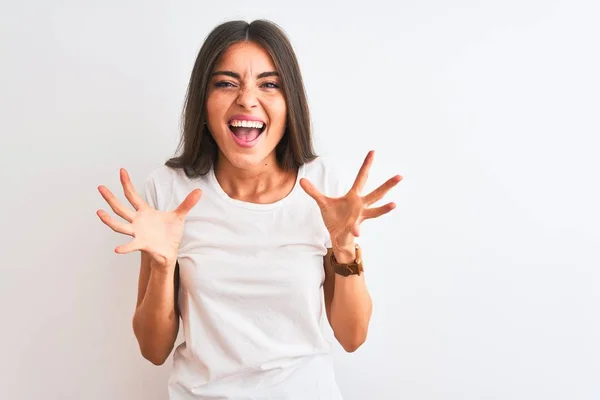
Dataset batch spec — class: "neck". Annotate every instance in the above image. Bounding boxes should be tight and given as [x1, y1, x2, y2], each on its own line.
[214, 152, 295, 203]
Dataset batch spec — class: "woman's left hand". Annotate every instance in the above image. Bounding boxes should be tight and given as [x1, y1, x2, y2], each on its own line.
[300, 151, 402, 256]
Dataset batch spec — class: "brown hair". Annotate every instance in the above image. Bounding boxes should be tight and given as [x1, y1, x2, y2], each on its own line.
[166, 20, 317, 178]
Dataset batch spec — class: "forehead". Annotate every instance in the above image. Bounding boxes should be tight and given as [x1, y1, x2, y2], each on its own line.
[214, 41, 277, 74]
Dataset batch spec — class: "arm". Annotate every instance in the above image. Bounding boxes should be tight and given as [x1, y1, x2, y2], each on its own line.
[132, 251, 180, 365]
[300, 151, 401, 352]
[323, 246, 372, 353]
[97, 168, 201, 366]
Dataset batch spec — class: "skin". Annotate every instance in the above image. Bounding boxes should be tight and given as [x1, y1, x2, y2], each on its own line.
[96, 40, 402, 363]
[301, 151, 402, 351]
[206, 41, 295, 204]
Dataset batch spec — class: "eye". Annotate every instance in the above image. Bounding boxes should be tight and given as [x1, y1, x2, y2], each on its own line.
[261, 81, 280, 89]
[215, 81, 236, 88]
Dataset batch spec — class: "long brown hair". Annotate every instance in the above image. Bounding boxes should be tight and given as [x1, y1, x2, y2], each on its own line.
[166, 20, 317, 178]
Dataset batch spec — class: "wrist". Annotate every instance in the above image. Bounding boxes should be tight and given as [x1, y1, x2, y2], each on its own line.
[330, 243, 363, 276]
[332, 242, 357, 264]
[150, 258, 177, 275]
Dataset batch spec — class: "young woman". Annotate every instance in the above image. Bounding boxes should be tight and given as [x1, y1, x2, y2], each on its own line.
[97, 19, 401, 400]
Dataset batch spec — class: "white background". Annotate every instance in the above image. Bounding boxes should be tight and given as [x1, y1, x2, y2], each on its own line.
[1, 1, 599, 399]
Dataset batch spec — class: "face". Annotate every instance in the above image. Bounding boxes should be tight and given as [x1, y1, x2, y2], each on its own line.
[206, 41, 287, 171]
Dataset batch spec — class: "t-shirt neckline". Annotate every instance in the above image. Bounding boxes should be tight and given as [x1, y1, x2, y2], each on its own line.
[208, 163, 305, 211]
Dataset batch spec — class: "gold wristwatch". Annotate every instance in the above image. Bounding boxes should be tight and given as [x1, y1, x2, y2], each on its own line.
[330, 244, 363, 276]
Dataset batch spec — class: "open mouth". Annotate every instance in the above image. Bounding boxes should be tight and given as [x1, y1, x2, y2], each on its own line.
[227, 119, 267, 144]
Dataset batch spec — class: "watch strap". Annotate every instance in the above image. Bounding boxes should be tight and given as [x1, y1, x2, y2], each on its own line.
[330, 244, 363, 276]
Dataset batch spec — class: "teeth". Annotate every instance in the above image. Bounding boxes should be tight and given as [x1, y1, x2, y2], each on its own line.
[230, 120, 265, 129]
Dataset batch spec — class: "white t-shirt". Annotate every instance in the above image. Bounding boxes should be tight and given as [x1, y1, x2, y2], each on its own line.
[142, 156, 351, 400]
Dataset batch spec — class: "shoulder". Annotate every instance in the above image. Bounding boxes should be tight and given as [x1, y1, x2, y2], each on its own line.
[143, 164, 211, 211]
[302, 156, 353, 198]
[144, 164, 175, 185]
[144, 164, 208, 188]
[143, 164, 178, 196]
[142, 164, 192, 211]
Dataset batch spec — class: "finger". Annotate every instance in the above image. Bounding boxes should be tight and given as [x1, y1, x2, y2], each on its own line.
[363, 175, 402, 205]
[115, 238, 143, 254]
[120, 169, 146, 211]
[174, 189, 202, 217]
[97, 210, 134, 236]
[97, 185, 135, 222]
[299, 178, 327, 207]
[363, 202, 396, 219]
[351, 150, 375, 193]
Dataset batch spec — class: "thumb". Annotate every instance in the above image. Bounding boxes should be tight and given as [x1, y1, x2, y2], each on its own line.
[174, 189, 202, 217]
[299, 178, 326, 207]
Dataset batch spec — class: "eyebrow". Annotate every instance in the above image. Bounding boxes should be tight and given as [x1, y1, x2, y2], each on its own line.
[211, 71, 280, 79]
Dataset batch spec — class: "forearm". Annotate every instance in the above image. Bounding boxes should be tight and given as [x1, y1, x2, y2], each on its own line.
[329, 245, 372, 352]
[132, 262, 179, 365]
[330, 274, 372, 351]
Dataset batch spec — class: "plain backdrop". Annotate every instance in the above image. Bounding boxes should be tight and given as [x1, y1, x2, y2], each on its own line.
[1, 1, 599, 399]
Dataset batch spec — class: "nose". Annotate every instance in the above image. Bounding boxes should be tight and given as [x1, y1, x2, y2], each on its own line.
[236, 86, 259, 109]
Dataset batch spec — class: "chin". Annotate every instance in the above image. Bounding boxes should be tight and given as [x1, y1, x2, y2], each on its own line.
[218, 126, 284, 170]
[220, 143, 274, 171]
[225, 152, 268, 170]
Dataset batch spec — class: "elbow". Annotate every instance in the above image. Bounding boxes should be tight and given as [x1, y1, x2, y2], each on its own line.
[331, 315, 370, 353]
[142, 350, 169, 366]
[135, 335, 170, 366]
[336, 330, 368, 353]
[136, 337, 171, 366]
[132, 317, 171, 366]
[341, 336, 366, 353]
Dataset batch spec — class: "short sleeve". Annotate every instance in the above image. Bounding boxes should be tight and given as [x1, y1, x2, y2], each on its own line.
[140, 166, 174, 212]
[142, 175, 159, 210]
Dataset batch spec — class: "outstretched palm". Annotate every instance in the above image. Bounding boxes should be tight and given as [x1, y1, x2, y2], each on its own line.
[96, 169, 201, 269]
[300, 151, 402, 250]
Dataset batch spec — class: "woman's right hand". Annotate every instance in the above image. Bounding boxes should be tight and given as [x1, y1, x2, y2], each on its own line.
[96, 168, 201, 272]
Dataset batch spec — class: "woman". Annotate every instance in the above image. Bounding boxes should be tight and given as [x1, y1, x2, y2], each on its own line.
[97, 19, 401, 400]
